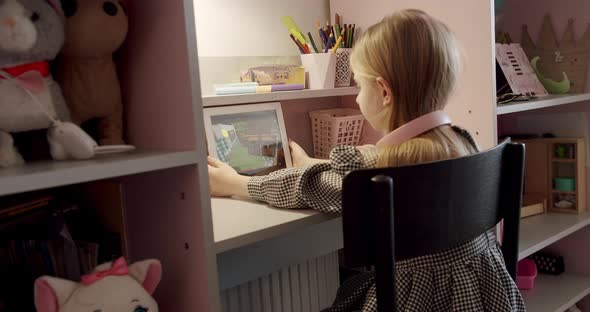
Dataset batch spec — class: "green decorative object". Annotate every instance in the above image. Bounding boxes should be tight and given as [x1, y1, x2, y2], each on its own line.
[521, 16, 590, 94]
[555, 144, 567, 158]
[555, 177, 575, 192]
[531, 56, 571, 94]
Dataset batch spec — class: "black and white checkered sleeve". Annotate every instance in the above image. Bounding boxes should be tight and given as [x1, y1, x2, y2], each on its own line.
[247, 146, 377, 213]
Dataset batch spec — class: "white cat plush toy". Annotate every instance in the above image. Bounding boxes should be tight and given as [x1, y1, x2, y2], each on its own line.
[0, 0, 102, 167]
[34, 257, 162, 312]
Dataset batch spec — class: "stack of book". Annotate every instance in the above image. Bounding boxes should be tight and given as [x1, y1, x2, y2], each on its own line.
[0, 193, 118, 312]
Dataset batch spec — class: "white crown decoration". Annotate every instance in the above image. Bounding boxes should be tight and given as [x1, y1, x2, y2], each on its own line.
[521, 15, 590, 93]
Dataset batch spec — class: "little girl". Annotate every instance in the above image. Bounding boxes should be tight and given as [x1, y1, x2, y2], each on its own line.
[208, 9, 525, 311]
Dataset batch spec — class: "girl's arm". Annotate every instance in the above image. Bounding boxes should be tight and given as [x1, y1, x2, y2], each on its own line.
[207, 157, 251, 198]
[208, 145, 376, 213]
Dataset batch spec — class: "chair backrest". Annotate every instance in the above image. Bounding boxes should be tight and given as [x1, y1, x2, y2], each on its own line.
[342, 139, 525, 278]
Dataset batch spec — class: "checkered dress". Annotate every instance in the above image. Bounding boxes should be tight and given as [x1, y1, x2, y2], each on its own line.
[247, 130, 526, 311]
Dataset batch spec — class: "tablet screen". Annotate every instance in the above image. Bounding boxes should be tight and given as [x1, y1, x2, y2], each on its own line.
[210, 109, 287, 176]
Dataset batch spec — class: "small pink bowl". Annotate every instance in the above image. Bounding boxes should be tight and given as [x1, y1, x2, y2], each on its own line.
[517, 259, 538, 290]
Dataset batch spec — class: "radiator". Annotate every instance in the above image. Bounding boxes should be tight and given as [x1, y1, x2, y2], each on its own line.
[220, 252, 340, 312]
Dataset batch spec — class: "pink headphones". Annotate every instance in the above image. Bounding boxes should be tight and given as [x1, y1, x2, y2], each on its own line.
[376, 110, 452, 146]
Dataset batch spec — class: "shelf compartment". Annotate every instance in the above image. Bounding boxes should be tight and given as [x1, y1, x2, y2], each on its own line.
[0, 149, 198, 196]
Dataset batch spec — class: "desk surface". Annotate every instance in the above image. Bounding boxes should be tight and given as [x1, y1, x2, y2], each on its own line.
[212, 197, 340, 253]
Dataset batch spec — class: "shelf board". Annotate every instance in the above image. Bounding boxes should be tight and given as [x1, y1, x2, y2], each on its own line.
[211, 197, 340, 253]
[0, 149, 198, 196]
[552, 158, 576, 163]
[497, 93, 590, 115]
[521, 274, 590, 312]
[519, 212, 590, 260]
[552, 190, 577, 195]
[202, 86, 359, 107]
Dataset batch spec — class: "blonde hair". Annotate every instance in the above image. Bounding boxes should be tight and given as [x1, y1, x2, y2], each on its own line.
[350, 9, 477, 167]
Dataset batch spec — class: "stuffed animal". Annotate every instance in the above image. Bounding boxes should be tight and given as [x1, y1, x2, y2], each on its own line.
[0, 0, 103, 167]
[34, 257, 162, 312]
[56, 0, 128, 145]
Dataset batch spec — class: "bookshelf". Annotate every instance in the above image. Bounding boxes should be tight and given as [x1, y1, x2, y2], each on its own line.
[0, 0, 219, 311]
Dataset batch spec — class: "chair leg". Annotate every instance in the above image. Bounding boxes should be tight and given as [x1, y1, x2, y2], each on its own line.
[373, 175, 396, 312]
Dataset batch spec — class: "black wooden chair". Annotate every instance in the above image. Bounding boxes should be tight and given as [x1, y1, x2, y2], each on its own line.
[342, 139, 525, 312]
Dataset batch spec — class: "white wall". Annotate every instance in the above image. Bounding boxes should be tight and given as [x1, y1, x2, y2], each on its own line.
[194, 0, 330, 57]
[330, 0, 497, 148]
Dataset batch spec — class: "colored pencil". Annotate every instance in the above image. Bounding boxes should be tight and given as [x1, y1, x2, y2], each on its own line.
[307, 32, 319, 53]
[348, 25, 354, 48]
[290, 34, 306, 54]
[342, 24, 348, 48]
[332, 36, 343, 53]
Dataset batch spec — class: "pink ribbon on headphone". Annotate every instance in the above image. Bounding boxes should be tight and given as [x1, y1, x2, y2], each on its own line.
[81, 257, 129, 286]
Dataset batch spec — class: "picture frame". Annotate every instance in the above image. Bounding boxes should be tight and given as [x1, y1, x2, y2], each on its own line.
[203, 102, 293, 176]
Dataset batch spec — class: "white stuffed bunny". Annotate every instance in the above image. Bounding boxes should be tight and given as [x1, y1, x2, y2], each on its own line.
[34, 257, 162, 312]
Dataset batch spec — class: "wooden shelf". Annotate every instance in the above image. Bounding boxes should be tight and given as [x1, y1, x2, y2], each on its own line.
[0, 149, 198, 197]
[497, 94, 590, 115]
[211, 197, 340, 253]
[202, 87, 359, 107]
[519, 212, 590, 260]
[552, 158, 576, 163]
[552, 190, 577, 195]
[521, 274, 590, 312]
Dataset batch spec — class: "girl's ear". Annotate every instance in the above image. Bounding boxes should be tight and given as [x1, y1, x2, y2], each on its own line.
[128, 259, 162, 295]
[375, 77, 393, 108]
[34, 276, 78, 312]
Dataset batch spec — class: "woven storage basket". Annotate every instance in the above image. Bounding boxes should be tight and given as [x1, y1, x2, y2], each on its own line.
[310, 108, 365, 159]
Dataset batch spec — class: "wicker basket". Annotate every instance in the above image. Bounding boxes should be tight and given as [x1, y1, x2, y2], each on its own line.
[310, 109, 365, 159]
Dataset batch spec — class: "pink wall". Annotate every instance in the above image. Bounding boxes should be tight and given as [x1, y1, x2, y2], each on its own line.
[120, 0, 196, 150]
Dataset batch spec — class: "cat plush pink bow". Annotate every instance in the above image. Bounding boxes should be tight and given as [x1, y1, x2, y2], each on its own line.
[81, 257, 129, 285]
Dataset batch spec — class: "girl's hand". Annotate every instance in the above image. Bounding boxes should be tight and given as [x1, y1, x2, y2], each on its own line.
[208, 156, 250, 197]
[289, 140, 312, 168]
[289, 140, 330, 167]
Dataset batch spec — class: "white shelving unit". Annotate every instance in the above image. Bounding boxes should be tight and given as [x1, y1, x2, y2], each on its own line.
[497, 94, 590, 115]
[519, 213, 590, 260]
[202, 86, 358, 107]
[0, 150, 198, 197]
[522, 274, 590, 312]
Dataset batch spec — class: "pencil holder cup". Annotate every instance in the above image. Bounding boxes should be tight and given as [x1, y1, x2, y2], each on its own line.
[301, 53, 336, 89]
[335, 48, 353, 87]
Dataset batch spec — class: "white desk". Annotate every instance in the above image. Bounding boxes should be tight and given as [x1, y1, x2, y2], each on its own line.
[212, 197, 343, 290]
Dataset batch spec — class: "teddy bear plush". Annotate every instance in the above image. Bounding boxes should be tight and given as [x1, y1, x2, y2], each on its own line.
[34, 257, 162, 312]
[56, 0, 128, 145]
